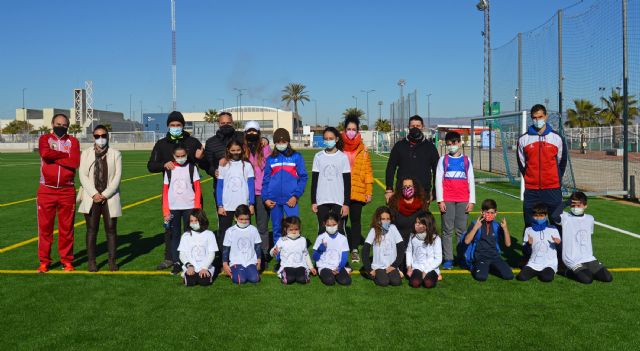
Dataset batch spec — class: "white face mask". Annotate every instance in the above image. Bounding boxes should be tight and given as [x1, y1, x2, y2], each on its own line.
[534, 119, 546, 129]
[287, 232, 300, 239]
[416, 232, 427, 240]
[570, 207, 585, 216]
[447, 145, 459, 155]
[95, 137, 108, 148]
[326, 225, 338, 235]
[175, 157, 187, 165]
[237, 222, 250, 229]
[190, 223, 200, 231]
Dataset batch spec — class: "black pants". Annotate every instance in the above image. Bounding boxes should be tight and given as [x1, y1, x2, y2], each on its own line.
[473, 258, 514, 281]
[214, 210, 236, 271]
[345, 201, 365, 251]
[281, 267, 309, 285]
[372, 268, 402, 287]
[169, 209, 191, 263]
[84, 202, 118, 270]
[517, 266, 555, 282]
[316, 204, 345, 234]
[184, 272, 214, 287]
[409, 269, 439, 289]
[566, 261, 613, 284]
[319, 268, 351, 286]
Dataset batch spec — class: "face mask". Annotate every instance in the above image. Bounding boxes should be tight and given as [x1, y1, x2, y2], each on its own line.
[533, 119, 546, 129]
[246, 133, 259, 142]
[169, 127, 183, 137]
[287, 232, 300, 239]
[220, 124, 235, 136]
[324, 139, 336, 149]
[230, 153, 241, 161]
[381, 220, 391, 231]
[95, 137, 108, 148]
[447, 145, 460, 155]
[326, 225, 338, 235]
[237, 222, 250, 229]
[402, 186, 415, 199]
[175, 157, 187, 165]
[53, 126, 68, 138]
[346, 130, 357, 139]
[570, 207, 585, 216]
[276, 143, 288, 152]
[408, 127, 423, 141]
[483, 212, 496, 222]
[416, 232, 427, 240]
[190, 223, 200, 231]
[534, 218, 547, 226]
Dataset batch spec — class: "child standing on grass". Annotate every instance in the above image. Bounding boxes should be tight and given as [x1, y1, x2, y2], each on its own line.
[552, 191, 613, 284]
[406, 211, 442, 289]
[435, 131, 475, 270]
[270, 216, 317, 285]
[361, 206, 404, 287]
[517, 203, 561, 282]
[178, 209, 217, 287]
[463, 199, 514, 281]
[312, 212, 351, 286]
[162, 145, 202, 275]
[222, 205, 262, 284]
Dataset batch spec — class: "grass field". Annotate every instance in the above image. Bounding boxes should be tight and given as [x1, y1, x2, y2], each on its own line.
[1, 150, 639, 350]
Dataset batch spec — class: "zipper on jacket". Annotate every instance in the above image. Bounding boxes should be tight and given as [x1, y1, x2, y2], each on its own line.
[538, 135, 542, 190]
[56, 139, 61, 188]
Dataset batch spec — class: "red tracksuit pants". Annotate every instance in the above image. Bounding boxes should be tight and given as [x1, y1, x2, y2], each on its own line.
[37, 185, 76, 265]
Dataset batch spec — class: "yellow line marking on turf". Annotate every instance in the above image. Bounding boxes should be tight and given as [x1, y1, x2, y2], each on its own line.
[0, 177, 212, 254]
[0, 173, 159, 208]
[374, 178, 386, 191]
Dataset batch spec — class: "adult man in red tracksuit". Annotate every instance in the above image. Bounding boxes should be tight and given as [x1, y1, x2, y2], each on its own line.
[37, 114, 81, 272]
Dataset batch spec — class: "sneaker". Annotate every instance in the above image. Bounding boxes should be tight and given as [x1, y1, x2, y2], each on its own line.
[442, 260, 454, 270]
[37, 264, 49, 273]
[350, 250, 360, 263]
[156, 259, 173, 270]
[171, 262, 182, 275]
[62, 263, 75, 272]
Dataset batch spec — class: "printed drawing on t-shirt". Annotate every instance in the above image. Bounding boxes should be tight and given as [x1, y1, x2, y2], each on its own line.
[191, 245, 206, 262]
[576, 229, 589, 255]
[237, 237, 252, 261]
[322, 164, 338, 182]
[283, 250, 303, 264]
[532, 239, 550, 264]
[228, 176, 243, 192]
[382, 238, 394, 257]
[325, 248, 340, 262]
[174, 179, 188, 195]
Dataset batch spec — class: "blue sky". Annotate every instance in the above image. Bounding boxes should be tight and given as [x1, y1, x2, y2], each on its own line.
[1, 0, 578, 125]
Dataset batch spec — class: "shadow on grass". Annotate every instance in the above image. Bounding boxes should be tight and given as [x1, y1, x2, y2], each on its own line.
[71, 231, 165, 269]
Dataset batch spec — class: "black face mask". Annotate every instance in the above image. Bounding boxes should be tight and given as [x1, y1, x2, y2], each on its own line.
[246, 133, 259, 142]
[220, 124, 235, 136]
[53, 126, 68, 138]
[408, 127, 423, 141]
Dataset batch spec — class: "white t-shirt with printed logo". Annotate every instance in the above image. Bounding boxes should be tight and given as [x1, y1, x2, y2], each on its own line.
[364, 225, 404, 270]
[219, 160, 254, 211]
[274, 236, 311, 271]
[560, 212, 597, 269]
[178, 230, 218, 275]
[223, 224, 261, 267]
[312, 150, 351, 206]
[523, 227, 561, 271]
[164, 164, 200, 210]
[405, 234, 442, 274]
[313, 232, 349, 270]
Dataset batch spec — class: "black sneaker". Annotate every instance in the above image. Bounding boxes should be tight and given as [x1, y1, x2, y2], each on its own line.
[171, 262, 182, 275]
[156, 259, 173, 270]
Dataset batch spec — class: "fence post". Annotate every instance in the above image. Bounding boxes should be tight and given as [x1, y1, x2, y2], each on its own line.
[557, 9, 564, 123]
[622, 0, 629, 197]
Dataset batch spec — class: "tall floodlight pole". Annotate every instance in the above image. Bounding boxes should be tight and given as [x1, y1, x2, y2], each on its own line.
[171, 0, 177, 111]
[361, 89, 375, 128]
[234, 88, 246, 121]
[477, 0, 491, 117]
[378, 100, 383, 120]
[218, 98, 225, 110]
[352, 96, 358, 110]
[426, 93, 432, 131]
[398, 79, 406, 131]
[312, 99, 318, 127]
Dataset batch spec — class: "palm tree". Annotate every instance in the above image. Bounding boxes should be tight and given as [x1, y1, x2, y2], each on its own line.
[600, 89, 639, 148]
[37, 125, 51, 134]
[204, 109, 218, 124]
[337, 121, 345, 131]
[281, 83, 310, 134]
[374, 119, 392, 132]
[566, 99, 600, 154]
[68, 124, 83, 136]
[342, 107, 365, 120]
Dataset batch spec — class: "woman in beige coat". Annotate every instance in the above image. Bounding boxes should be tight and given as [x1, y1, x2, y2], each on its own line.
[78, 125, 122, 271]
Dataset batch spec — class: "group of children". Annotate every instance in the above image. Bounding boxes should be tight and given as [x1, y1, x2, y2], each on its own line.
[163, 127, 612, 287]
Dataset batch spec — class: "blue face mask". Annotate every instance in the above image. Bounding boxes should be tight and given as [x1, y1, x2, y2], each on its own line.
[169, 127, 183, 137]
[381, 221, 391, 231]
[324, 139, 336, 149]
[533, 218, 547, 226]
[533, 119, 546, 129]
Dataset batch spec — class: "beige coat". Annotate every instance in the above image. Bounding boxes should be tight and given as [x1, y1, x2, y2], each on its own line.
[78, 147, 123, 217]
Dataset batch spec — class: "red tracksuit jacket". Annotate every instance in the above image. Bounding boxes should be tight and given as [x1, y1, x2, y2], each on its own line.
[517, 124, 567, 190]
[39, 133, 81, 188]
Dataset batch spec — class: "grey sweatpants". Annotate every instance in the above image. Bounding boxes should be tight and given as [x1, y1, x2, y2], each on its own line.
[441, 201, 468, 261]
[254, 195, 271, 255]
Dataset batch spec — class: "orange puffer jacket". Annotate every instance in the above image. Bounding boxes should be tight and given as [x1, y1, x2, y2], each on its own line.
[344, 142, 373, 203]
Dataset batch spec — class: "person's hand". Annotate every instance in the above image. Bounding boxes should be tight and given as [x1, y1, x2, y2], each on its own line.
[249, 205, 255, 215]
[438, 202, 447, 213]
[164, 161, 176, 171]
[474, 216, 484, 229]
[528, 236, 534, 245]
[311, 204, 318, 213]
[223, 263, 232, 277]
[186, 266, 195, 276]
[341, 205, 349, 217]
[92, 193, 102, 203]
[384, 191, 393, 203]
[271, 246, 280, 256]
[429, 193, 434, 203]
[365, 194, 372, 203]
[265, 200, 276, 209]
[163, 214, 172, 222]
[552, 237, 561, 245]
[219, 158, 228, 167]
[407, 267, 414, 277]
[500, 217, 508, 229]
[214, 169, 220, 179]
[466, 203, 475, 213]
[369, 270, 376, 278]
[332, 269, 339, 276]
[286, 196, 297, 208]
[195, 146, 204, 160]
[218, 207, 226, 216]
[256, 260, 261, 272]
[198, 269, 210, 278]
[385, 266, 395, 274]
[310, 268, 317, 276]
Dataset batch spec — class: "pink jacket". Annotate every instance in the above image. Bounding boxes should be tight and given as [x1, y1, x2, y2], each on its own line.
[249, 144, 272, 196]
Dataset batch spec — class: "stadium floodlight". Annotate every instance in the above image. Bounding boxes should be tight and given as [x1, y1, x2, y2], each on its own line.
[476, 0, 488, 11]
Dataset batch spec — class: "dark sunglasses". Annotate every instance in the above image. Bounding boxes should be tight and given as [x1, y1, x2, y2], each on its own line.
[93, 134, 107, 139]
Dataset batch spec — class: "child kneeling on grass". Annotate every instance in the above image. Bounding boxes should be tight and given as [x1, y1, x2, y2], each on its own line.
[270, 216, 317, 285]
[361, 206, 404, 287]
[406, 211, 442, 288]
[222, 205, 262, 284]
[517, 203, 561, 282]
[552, 191, 613, 284]
[312, 212, 351, 286]
[178, 209, 217, 287]
[463, 199, 514, 281]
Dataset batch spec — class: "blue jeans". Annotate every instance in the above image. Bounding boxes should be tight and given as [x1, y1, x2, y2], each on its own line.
[270, 204, 299, 245]
[230, 264, 260, 284]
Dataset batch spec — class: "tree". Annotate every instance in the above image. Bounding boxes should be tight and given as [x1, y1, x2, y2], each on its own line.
[281, 83, 310, 133]
[361, 124, 369, 131]
[37, 125, 51, 134]
[337, 121, 345, 131]
[204, 109, 218, 124]
[566, 99, 600, 154]
[374, 119, 392, 132]
[68, 124, 83, 136]
[600, 89, 639, 148]
[342, 107, 365, 120]
[1, 120, 33, 134]
[102, 123, 113, 132]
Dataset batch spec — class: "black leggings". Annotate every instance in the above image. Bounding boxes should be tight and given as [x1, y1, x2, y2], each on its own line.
[371, 268, 402, 287]
[316, 204, 345, 235]
[567, 267, 613, 284]
[214, 211, 235, 271]
[517, 266, 555, 282]
[184, 273, 214, 287]
[319, 268, 351, 286]
[409, 269, 439, 289]
[345, 201, 365, 250]
[281, 267, 309, 285]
